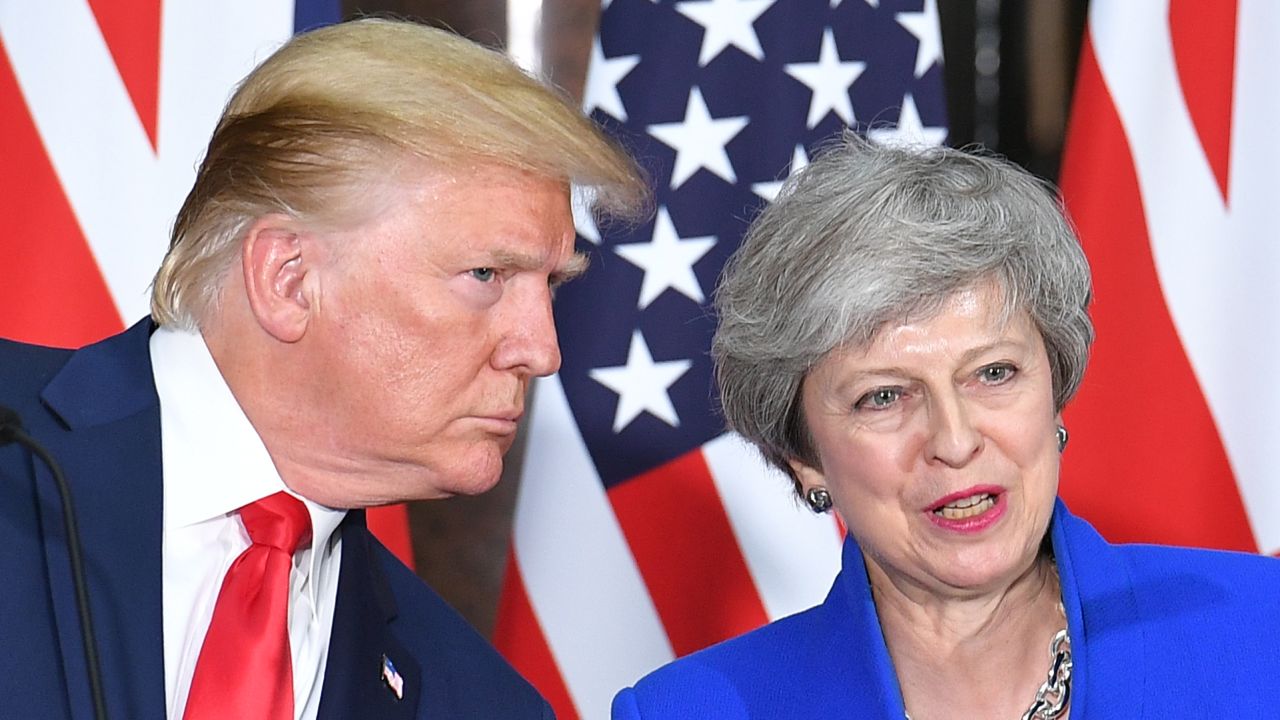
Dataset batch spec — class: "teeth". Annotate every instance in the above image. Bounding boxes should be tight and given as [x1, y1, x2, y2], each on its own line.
[945, 494, 987, 509]
[936, 494, 995, 519]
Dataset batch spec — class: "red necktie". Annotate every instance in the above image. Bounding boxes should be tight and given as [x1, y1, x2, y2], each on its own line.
[184, 492, 311, 720]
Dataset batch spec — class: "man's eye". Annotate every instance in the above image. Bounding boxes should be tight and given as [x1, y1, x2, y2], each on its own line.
[855, 387, 901, 411]
[979, 364, 1016, 384]
[470, 268, 496, 282]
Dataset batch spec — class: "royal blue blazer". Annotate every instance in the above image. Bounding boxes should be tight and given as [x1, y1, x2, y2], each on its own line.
[613, 499, 1280, 718]
[0, 320, 552, 720]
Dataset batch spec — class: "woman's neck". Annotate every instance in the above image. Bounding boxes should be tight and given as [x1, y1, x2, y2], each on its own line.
[869, 552, 1067, 720]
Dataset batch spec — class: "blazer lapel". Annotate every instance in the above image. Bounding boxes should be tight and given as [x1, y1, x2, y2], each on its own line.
[1051, 500, 1147, 719]
[37, 320, 166, 720]
[821, 537, 911, 719]
[828, 503, 1149, 720]
[318, 511, 421, 720]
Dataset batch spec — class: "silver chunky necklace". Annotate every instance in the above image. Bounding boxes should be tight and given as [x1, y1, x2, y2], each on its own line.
[904, 626, 1073, 720]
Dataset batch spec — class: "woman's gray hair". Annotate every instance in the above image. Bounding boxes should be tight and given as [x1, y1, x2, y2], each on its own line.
[712, 133, 1094, 490]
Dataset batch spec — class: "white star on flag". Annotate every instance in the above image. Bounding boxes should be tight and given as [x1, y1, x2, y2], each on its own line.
[614, 207, 717, 308]
[867, 93, 947, 147]
[584, 38, 640, 121]
[648, 86, 749, 189]
[784, 28, 866, 128]
[589, 330, 694, 432]
[675, 0, 776, 66]
[752, 144, 810, 202]
[897, 0, 944, 77]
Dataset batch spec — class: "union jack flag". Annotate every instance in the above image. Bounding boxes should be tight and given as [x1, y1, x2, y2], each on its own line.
[494, 1, 947, 717]
[1060, 0, 1280, 556]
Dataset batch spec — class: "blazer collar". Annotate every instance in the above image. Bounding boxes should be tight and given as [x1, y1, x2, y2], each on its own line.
[41, 319, 158, 430]
[827, 500, 1148, 719]
[36, 319, 166, 719]
[823, 537, 910, 719]
[318, 511, 421, 720]
[1050, 498, 1147, 719]
[38, 321, 429, 719]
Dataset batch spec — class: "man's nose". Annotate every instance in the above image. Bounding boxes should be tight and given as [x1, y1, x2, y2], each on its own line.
[493, 285, 561, 377]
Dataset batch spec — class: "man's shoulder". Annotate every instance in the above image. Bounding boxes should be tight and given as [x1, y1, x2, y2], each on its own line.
[369, 540, 553, 718]
[0, 336, 74, 407]
[0, 322, 156, 432]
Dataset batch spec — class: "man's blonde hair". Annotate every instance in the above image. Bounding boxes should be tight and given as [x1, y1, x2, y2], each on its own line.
[151, 18, 646, 328]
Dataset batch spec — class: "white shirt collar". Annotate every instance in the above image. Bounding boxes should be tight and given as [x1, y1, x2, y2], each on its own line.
[151, 326, 346, 570]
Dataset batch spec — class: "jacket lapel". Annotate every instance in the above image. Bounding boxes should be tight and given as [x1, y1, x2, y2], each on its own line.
[318, 511, 421, 720]
[1051, 499, 1147, 719]
[821, 537, 911, 719]
[37, 320, 166, 720]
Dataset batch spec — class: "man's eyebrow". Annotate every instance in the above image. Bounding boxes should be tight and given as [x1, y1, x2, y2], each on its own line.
[485, 249, 590, 285]
[488, 249, 545, 271]
[552, 252, 590, 284]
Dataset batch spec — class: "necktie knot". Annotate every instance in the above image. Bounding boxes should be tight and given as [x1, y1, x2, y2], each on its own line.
[240, 491, 311, 554]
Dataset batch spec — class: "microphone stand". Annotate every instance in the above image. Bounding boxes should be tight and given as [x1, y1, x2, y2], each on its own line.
[1, 407, 109, 720]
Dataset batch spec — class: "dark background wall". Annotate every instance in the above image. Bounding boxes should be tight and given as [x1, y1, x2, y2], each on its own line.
[339, 0, 1090, 638]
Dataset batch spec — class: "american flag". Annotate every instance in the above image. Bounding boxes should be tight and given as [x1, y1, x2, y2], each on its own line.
[0, 0, 414, 564]
[1059, 0, 1280, 556]
[494, 1, 947, 718]
[381, 654, 405, 700]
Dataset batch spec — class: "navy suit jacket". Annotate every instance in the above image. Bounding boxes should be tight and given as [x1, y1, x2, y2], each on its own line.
[0, 321, 552, 720]
[614, 500, 1280, 718]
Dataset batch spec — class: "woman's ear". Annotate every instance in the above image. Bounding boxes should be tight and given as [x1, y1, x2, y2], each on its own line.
[241, 214, 315, 343]
[788, 457, 826, 493]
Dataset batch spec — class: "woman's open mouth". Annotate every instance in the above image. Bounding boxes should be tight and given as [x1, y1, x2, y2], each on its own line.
[934, 493, 997, 520]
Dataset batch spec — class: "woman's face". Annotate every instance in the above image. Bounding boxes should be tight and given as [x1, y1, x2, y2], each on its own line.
[790, 280, 1061, 598]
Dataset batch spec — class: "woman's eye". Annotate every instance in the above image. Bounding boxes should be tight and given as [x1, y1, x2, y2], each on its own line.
[978, 364, 1015, 384]
[470, 267, 496, 282]
[856, 387, 901, 410]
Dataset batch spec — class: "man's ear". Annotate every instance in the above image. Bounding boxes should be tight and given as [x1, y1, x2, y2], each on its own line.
[241, 214, 316, 343]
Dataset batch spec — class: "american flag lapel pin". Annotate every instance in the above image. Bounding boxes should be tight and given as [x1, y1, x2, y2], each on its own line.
[380, 654, 404, 700]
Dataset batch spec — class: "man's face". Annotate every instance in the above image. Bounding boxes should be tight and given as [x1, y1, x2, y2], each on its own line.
[301, 161, 581, 506]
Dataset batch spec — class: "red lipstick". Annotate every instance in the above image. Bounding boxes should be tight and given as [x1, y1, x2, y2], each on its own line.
[925, 485, 1006, 533]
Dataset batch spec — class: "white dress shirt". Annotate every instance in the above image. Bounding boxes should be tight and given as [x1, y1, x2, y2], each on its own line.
[152, 327, 346, 720]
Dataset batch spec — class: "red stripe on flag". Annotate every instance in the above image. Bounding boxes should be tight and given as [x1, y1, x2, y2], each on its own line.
[1169, 0, 1238, 203]
[366, 504, 415, 569]
[87, 0, 162, 150]
[1058, 35, 1256, 552]
[608, 448, 769, 657]
[0, 43, 123, 347]
[494, 551, 580, 720]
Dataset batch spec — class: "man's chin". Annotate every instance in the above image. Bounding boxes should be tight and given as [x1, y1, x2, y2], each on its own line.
[434, 451, 507, 498]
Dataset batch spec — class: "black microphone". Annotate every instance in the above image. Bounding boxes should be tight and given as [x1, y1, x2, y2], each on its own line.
[0, 405, 21, 444]
[1, 406, 108, 720]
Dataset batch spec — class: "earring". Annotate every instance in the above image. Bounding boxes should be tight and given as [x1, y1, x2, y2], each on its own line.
[805, 486, 832, 514]
[1056, 425, 1069, 453]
